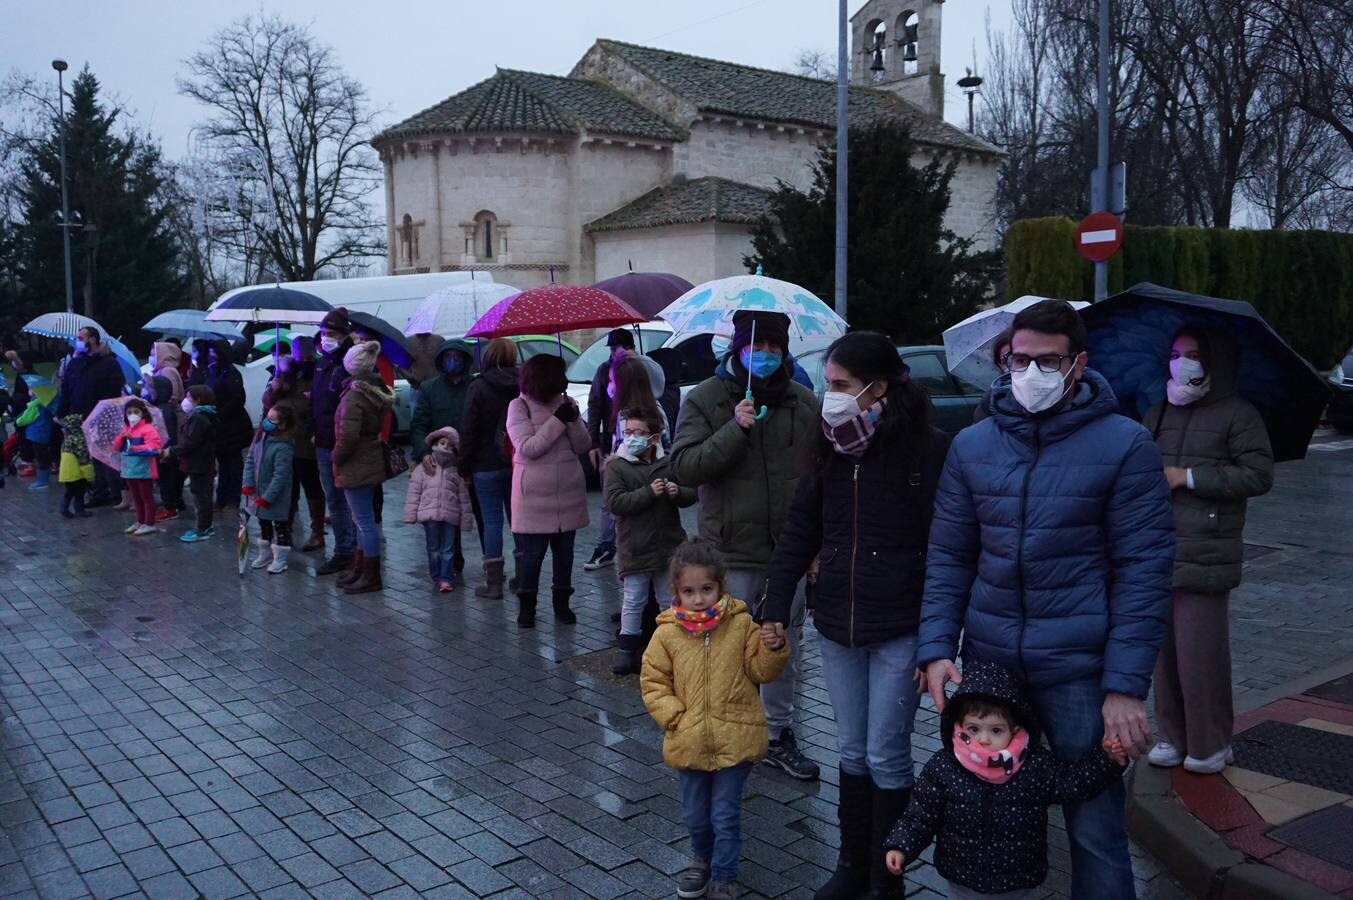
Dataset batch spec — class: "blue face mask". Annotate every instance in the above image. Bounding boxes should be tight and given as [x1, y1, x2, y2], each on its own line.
[740, 348, 782, 380]
[261, 418, 278, 433]
[441, 356, 467, 376]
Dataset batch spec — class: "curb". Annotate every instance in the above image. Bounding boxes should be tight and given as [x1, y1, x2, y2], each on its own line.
[1126, 764, 1340, 900]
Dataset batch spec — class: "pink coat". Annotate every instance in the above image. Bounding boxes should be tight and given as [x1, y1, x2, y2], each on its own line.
[115, 418, 162, 479]
[403, 427, 475, 530]
[507, 394, 591, 534]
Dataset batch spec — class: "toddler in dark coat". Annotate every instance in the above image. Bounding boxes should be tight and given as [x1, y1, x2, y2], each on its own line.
[884, 660, 1127, 899]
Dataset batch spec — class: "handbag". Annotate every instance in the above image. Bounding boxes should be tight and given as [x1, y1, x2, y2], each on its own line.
[382, 441, 408, 480]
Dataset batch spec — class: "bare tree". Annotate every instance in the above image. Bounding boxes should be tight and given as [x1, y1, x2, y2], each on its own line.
[1264, 0, 1353, 154]
[789, 47, 837, 81]
[178, 14, 384, 282]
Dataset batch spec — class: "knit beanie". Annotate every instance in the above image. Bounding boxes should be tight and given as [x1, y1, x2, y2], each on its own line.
[319, 307, 352, 335]
[343, 340, 380, 376]
[730, 311, 790, 356]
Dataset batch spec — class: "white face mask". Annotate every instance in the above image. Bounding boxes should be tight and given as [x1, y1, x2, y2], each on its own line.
[821, 381, 876, 428]
[320, 336, 340, 354]
[127, 414, 142, 426]
[1167, 357, 1210, 406]
[181, 399, 193, 414]
[1011, 365, 1075, 414]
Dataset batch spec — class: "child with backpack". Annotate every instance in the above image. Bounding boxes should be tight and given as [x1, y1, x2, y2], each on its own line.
[57, 414, 94, 518]
[640, 540, 788, 900]
[402, 426, 475, 592]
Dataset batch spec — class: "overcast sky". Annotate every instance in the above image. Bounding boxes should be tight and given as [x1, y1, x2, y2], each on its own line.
[3, 0, 1010, 159]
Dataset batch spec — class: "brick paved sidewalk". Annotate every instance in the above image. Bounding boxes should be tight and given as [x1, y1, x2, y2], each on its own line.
[5, 433, 1350, 899]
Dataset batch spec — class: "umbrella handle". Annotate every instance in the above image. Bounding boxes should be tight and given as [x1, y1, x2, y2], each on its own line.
[746, 390, 768, 421]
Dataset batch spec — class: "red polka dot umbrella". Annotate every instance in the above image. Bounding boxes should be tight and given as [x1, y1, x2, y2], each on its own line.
[465, 284, 644, 342]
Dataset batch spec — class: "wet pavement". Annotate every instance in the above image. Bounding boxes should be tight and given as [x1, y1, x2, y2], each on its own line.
[2, 430, 1351, 899]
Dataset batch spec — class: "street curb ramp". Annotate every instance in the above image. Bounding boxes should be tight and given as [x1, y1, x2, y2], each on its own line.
[1127, 763, 1340, 900]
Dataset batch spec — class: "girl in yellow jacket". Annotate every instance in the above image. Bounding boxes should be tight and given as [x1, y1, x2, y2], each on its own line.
[641, 540, 787, 900]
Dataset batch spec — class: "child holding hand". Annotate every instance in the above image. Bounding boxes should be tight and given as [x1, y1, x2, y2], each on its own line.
[884, 660, 1128, 899]
[403, 427, 475, 592]
[641, 541, 788, 900]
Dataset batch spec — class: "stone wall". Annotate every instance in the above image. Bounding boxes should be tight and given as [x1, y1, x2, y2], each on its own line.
[675, 119, 824, 192]
[935, 152, 1001, 251]
[592, 221, 755, 285]
[570, 44, 698, 130]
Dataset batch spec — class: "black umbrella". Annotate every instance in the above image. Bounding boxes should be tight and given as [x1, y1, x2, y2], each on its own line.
[1082, 282, 1330, 462]
[348, 311, 412, 369]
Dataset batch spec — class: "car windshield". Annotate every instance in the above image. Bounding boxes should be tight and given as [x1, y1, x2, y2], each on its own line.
[566, 328, 669, 383]
[515, 339, 579, 368]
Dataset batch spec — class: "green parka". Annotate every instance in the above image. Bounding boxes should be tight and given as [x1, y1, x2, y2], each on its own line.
[603, 452, 697, 578]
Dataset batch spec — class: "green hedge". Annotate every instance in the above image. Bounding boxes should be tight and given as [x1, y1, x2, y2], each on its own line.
[1004, 218, 1353, 368]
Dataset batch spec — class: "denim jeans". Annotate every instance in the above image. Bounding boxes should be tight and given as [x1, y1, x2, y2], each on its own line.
[727, 569, 806, 736]
[424, 521, 458, 582]
[593, 506, 616, 554]
[621, 572, 669, 636]
[472, 469, 512, 560]
[678, 762, 751, 885]
[514, 530, 576, 595]
[316, 447, 353, 556]
[344, 485, 381, 556]
[817, 632, 920, 790]
[1028, 676, 1133, 900]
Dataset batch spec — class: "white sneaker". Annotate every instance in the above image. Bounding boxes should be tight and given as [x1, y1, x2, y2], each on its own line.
[133, 524, 159, 536]
[1183, 747, 1234, 774]
[124, 522, 141, 534]
[266, 545, 289, 574]
[1148, 741, 1185, 767]
[249, 539, 273, 570]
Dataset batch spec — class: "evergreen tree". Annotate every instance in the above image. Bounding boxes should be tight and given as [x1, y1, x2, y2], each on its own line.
[14, 69, 183, 350]
[746, 123, 999, 344]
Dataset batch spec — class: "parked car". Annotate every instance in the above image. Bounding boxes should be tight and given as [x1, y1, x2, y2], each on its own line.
[794, 343, 986, 434]
[1327, 347, 1353, 432]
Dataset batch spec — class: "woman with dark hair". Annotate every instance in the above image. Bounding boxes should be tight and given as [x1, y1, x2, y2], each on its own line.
[459, 337, 520, 599]
[1144, 325, 1273, 774]
[505, 354, 591, 628]
[762, 331, 951, 900]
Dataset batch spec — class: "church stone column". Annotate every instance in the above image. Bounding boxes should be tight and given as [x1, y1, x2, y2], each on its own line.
[382, 149, 396, 274]
[426, 141, 444, 270]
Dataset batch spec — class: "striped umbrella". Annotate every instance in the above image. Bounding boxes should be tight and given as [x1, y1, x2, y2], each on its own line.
[205, 285, 332, 325]
[22, 312, 104, 342]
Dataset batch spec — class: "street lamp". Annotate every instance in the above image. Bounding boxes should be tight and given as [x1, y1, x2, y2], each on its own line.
[52, 58, 74, 315]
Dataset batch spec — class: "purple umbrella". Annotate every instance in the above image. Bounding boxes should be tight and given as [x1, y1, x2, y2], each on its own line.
[591, 272, 694, 321]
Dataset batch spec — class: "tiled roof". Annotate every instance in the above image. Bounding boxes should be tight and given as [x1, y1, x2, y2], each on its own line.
[376, 69, 683, 143]
[585, 177, 773, 233]
[593, 40, 1001, 156]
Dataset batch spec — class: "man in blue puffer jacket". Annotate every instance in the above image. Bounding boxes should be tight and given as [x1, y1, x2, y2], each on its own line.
[918, 299, 1174, 900]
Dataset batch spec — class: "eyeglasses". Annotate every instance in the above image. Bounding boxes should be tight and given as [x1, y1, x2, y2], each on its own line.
[1003, 352, 1077, 374]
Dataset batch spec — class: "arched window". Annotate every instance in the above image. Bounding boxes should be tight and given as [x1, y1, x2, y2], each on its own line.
[474, 210, 497, 261]
[896, 10, 920, 75]
[864, 19, 888, 82]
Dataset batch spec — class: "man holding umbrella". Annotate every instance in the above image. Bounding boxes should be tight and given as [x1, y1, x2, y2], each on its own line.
[918, 300, 1175, 899]
[312, 309, 357, 577]
[57, 326, 127, 506]
[669, 310, 821, 781]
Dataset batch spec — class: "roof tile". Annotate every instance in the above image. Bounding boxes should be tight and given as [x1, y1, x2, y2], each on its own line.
[585, 177, 773, 232]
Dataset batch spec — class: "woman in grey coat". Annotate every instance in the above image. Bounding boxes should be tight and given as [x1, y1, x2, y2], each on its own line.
[1144, 325, 1274, 774]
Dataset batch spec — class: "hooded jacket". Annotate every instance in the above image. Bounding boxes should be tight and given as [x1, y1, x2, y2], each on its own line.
[506, 393, 592, 534]
[918, 369, 1175, 699]
[169, 405, 218, 475]
[410, 341, 474, 461]
[57, 344, 125, 418]
[403, 427, 475, 530]
[668, 357, 819, 571]
[243, 433, 294, 521]
[145, 376, 179, 446]
[151, 342, 185, 406]
[58, 414, 94, 483]
[189, 344, 252, 452]
[1141, 334, 1274, 594]
[116, 418, 162, 480]
[884, 660, 1124, 894]
[332, 375, 396, 489]
[458, 366, 519, 475]
[603, 452, 697, 577]
[15, 397, 54, 445]
[764, 421, 951, 647]
[640, 598, 788, 771]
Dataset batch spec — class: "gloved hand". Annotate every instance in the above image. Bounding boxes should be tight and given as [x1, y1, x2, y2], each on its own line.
[554, 400, 579, 423]
[255, 497, 269, 509]
[241, 486, 254, 496]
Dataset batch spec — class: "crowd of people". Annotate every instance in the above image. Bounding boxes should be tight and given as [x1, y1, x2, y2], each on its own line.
[0, 297, 1276, 900]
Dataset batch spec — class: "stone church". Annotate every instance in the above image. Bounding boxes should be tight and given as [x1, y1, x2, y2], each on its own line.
[373, 0, 1002, 290]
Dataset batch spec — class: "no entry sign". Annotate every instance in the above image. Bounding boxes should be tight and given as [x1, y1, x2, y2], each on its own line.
[1076, 212, 1124, 263]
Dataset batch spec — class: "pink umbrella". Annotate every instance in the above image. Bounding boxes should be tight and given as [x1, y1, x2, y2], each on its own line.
[81, 397, 170, 471]
[465, 284, 644, 343]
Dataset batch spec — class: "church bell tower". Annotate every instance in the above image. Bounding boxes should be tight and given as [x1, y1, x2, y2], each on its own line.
[851, 0, 945, 119]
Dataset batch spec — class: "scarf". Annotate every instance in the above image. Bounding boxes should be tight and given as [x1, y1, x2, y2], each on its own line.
[822, 396, 886, 458]
[431, 448, 457, 469]
[1165, 376, 1211, 407]
[672, 596, 730, 635]
[952, 724, 1030, 785]
[60, 415, 91, 465]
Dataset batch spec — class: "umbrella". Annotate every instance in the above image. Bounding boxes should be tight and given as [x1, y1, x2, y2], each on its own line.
[404, 279, 521, 337]
[253, 329, 298, 356]
[238, 507, 250, 577]
[657, 266, 847, 341]
[18, 374, 57, 406]
[1082, 282, 1329, 462]
[943, 296, 1090, 387]
[591, 271, 694, 321]
[348, 311, 413, 368]
[22, 312, 103, 341]
[205, 285, 332, 325]
[101, 337, 144, 388]
[80, 396, 170, 471]
[466, 284, 644, 349]
[144, 309, 246, 344]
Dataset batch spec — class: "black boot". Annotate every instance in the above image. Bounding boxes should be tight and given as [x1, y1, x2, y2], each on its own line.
[552, 587, 576, 625]
[516, 591, 537, 629]
[814, 770, 873, 900]
[611, 633, 642, 675]
[868, 783, 913, 899]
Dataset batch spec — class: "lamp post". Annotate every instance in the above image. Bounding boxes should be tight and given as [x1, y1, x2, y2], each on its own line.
[834, 0, 848, 321]
[52, 59, 74, 315]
